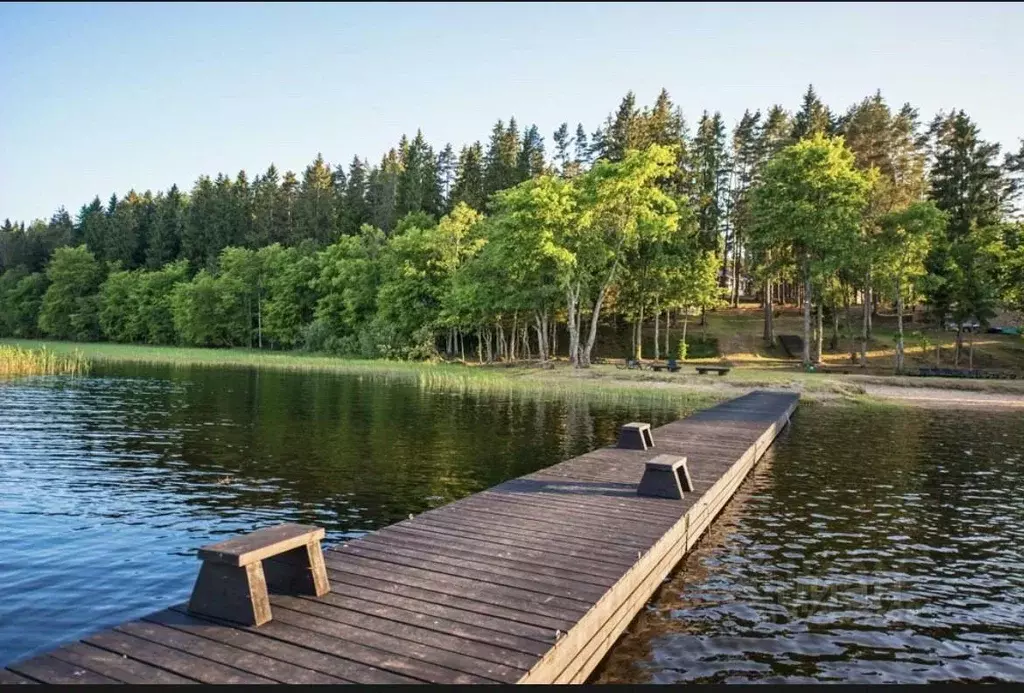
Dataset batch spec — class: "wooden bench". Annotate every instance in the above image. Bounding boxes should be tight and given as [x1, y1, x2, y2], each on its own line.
[188, 523, 330, 627]
[695, 366, 731, 376]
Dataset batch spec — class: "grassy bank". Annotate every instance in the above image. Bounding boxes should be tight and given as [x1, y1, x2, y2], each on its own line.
[0, 345, 91, 378]
[0, 339, 728, 412]
[4, 336, 1022, 408]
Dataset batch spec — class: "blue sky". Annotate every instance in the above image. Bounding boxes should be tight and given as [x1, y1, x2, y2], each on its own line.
[2, 2, 1021, 222]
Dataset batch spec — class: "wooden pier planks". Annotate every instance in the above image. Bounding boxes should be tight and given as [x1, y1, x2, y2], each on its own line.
[3, 390, 798, 685]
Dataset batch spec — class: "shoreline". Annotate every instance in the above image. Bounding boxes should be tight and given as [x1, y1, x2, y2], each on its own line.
[3, 338, 1023, 410]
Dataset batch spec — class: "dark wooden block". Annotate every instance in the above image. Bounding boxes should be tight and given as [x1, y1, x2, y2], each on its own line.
[188, 560, 273, 626]
[636, 455, 692, 500]
[617, 422, 653, 450]
[189, 523, 330, 626]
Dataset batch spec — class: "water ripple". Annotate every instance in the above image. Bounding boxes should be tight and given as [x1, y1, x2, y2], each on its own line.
[595, 404, 1024, 684]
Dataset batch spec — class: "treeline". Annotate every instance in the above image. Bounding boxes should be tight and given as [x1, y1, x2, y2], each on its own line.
[1, 86, 1022, 369]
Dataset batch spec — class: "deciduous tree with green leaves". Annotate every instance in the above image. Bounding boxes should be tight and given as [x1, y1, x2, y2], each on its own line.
[749, 134, 873, 367]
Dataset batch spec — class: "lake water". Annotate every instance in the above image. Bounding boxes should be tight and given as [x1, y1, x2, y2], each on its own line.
[594, 403, 1024, 684]
[0, 363, 683, 668]
[2, 367, 1023, 683]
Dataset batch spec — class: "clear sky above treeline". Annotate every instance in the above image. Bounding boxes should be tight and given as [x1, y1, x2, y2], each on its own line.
[1, 1, 1021, 223]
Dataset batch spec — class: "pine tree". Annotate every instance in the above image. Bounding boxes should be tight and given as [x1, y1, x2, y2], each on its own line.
[452, 142, 486, 211]
[295, 153, 336, 246]
[146, 184, 185, 268]
[483, 119, 521, 197]
[842, 92, 927, 211]
[574, 124, 590, 170]
[760, 105, 793, 160]
[397, 130, 438, 218]
[1005, 139, 1024, 216]
[436, 143, 457, 211]
[517, 124, 546, 180]
[927, 110, 1005, 239]
[46, 207, 74, 251]
[604, 91, 641, 161]
[278, 171, 299, 244]
[691, 111, 730, 255]
[553, 123, 573, 176]
[728, 109, 764, 304]
[367, 149, 401, 233]
[924, 110, 1005, 323]
[792, 84, 833, 140]
[106, 190, 143, 269]
[234, 170, 253, 250]
[341, 156, 370, 235]
[79, 197, 108, 260]
[250, 165, 280, 248]
[332, 162, 348, 233]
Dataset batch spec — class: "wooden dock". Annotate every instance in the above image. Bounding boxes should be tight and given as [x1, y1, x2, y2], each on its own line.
[2, 390, 799, 685]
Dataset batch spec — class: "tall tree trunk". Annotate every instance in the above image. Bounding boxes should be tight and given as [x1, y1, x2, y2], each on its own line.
[634, 304, 644, 361]
[477, 328, 483, 363]
[866, 285, 874, 338]
[581, 282, 613, 368]
[510, 312, 518, 363]
[257, 295, 263, 349]
[895, 278, 905, 374]
[566, 285, 581, 367]
[844, 287, 855, 363]
[860, 274, 871, 367]
[681, 310, 689, 359]
[664, 309, 671, 356]
[763, 279, 775, 346]
[550, 313, 557, 358]
[829, 303, 839, 352]
[653, 306, 660, 361]
[955, 326, 963, 366]
[732, 246, 740, 307]
[460, 330, 465, 362]
[802, 268, 812, 367]
[814, 302, 823, 364]
[968, 330, 974, 369]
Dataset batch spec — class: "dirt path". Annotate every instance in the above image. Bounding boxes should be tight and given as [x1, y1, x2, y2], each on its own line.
[857, 384, 1024, 409]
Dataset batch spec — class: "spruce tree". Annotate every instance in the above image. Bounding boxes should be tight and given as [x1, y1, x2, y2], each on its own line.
[146, 184, 185, 268]
[250, 165, 280, 248]
[927, 110, 1004, 239]
[553, 123, 572, 176]
[924, 110, 1005, 323]
[792, 84, 833, 140]
[341, 156, 370, 235]
[296, 153, 336, 246]
[452, 142, 486, 211]
[517, 124, 546, 180]
[436, 143, 456, 211]
[574, 123, 590, 170]
[691, 111, 730, 255]
[605, 91, 640, 161]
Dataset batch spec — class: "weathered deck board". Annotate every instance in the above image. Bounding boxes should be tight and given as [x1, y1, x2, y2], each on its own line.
[4, 390, 798, 685]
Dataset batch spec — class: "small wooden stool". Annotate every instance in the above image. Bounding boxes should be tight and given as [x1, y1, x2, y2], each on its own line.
[637, 455, 693, 500]
[188, 523, 330, 627]
[617, 422, 654, 450]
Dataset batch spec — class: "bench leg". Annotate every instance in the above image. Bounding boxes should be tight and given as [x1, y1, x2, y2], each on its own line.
[263, 541, 331, 597]
[188, 561, 272, 626]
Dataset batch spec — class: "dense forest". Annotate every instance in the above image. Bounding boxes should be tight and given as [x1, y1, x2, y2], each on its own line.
[1, 86, 1022, 369]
